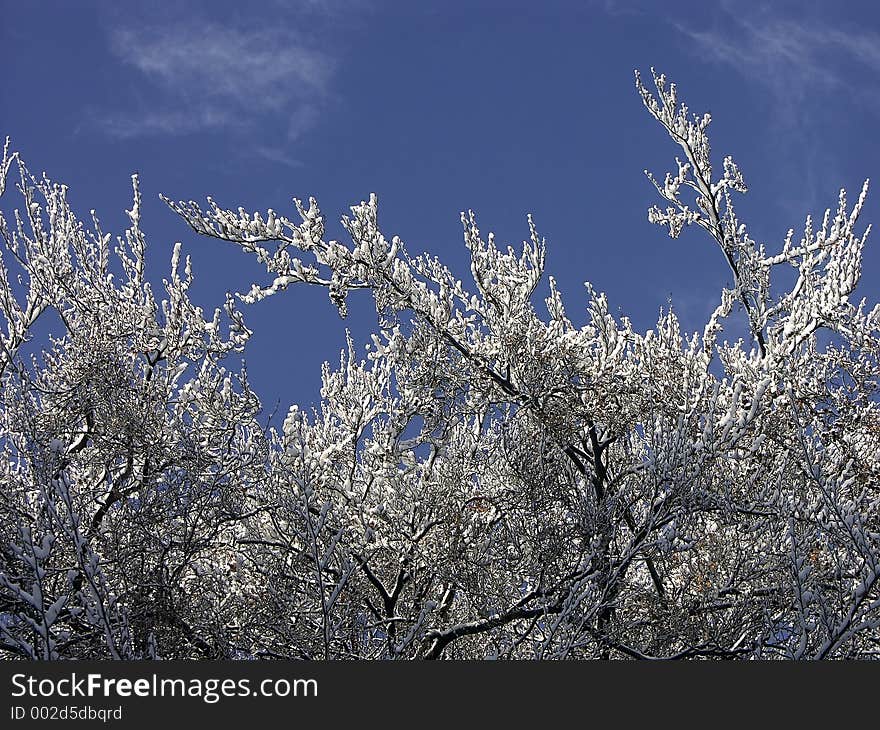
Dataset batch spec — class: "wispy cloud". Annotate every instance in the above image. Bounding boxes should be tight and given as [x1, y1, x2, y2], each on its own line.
[251, 144, 305, 169]
[96, 18, 335, 147]
[671, 4, 880, 218]
[675, 6, 880, 124]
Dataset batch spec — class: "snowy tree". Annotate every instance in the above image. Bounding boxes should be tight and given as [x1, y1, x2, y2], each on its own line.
[2, 71, 879, 659]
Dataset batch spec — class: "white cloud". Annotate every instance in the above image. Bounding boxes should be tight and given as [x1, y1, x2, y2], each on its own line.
[96, 107, 239, 140]
[251, 145, 304, 169]
[286, 104, 321, 142]
[98, 20, 334, 144]
[676, 7, 880, 122]
[671, 4, 880, 218]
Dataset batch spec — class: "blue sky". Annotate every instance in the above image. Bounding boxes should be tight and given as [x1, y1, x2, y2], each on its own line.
[2, 0, 880, 414]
